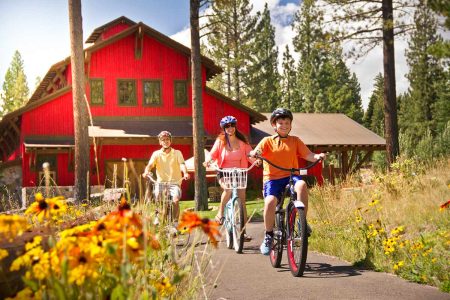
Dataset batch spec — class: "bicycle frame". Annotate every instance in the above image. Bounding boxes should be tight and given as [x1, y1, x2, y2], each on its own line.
[145, 175, 183, 225]
[255, 154, 322, 276]
[213, 161, 258, 253]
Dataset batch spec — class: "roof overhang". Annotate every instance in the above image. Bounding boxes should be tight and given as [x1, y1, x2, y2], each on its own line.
[251, 113, 386, 151]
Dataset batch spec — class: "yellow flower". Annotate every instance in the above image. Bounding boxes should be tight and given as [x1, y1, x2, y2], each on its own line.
[393, 261, 404, 271]
[0, 215, 29, 242]
[25, 236, 42, 251]
[154, 277, 175, 297]
[369, 199, 380, 206]
[0, 248, 8, 261]
[25, 194, 67, 222]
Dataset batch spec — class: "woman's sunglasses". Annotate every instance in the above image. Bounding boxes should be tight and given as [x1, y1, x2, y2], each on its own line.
[224, 123, 236, 128]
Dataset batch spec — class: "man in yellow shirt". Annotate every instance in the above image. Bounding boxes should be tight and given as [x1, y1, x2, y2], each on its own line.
[143, 131, 190, 225]
[250, 108, 325, 255]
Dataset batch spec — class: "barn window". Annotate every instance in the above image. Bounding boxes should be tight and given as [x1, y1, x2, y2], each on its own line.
[143, 80, 162, 106]
[118, 80, 137, 106]
[90, 79, 104, 105]
[174, 80, 188, 106]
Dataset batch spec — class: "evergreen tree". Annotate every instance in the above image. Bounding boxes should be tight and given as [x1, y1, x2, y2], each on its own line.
[292, 0, 363, 121]
[245, 3, 280, 111]
[324, 0, 420, 163]
[323, 47, 364, 122]
[206, 0, 256, 102]
[364, 73, 384, 136]
[292, 0, 328, 113]
[400, 4, 447, 140]
[1, 50, 29, 117]
[280, 45, 299, 110]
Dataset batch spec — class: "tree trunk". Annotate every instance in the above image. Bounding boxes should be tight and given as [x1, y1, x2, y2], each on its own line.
[190, 0, 208, 211]
[382, 0, 400, 165]
[69, 0, 89, 202]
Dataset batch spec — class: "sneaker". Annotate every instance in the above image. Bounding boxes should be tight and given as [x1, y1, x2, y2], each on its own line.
[260, 234, 273, 255]
[306, 223, 312, 237]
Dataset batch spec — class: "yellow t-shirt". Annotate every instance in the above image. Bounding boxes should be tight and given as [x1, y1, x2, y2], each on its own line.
[148, 148, 185, 184]
[255, 135, 311, 182]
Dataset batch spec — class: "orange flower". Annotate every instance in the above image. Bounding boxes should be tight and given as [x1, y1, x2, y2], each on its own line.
[439, 200, 450, 212]
[178, 212, 220, 247]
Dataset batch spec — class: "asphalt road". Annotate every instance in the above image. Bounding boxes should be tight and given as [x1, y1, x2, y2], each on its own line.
[205, 222, 449, 300]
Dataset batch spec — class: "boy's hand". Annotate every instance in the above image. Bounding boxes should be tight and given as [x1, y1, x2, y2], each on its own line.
[315, 153, 326, 161]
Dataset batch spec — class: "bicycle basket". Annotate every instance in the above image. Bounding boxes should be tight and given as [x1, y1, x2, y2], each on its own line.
[220, 168, 248, 189]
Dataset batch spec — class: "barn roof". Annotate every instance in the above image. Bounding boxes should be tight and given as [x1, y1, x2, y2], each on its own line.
[251, 113, 386, 150]
[85, 16, 136, 43]
[29, 17, 222, 104]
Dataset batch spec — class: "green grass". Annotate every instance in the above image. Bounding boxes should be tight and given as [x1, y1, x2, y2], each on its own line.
[180, 189, 265, 221]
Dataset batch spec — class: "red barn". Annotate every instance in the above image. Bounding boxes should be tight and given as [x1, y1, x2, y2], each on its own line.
[0, 17, 330, 202]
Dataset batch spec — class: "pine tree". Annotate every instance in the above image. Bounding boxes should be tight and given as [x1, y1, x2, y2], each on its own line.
[323, 47, 364, 122]
[292, 0, 329, 113]
[280, 45, 299, 110]
[401, 5, 447, 140]
[245, 3, 280, 112]
[206, 0, 256, 103]
[1, 50, 29, 117]
[292, 0, 363, 120]
[364, 73, 384, 137]
[324, 0, 419, 163]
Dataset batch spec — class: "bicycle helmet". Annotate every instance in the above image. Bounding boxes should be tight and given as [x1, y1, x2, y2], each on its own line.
[157, 131, 172, 139]
[270, 108, 293, 125]
[220, 116, 237, 129]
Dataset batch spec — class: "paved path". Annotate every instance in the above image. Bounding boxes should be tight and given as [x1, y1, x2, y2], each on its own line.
[206, 222, 449, 300]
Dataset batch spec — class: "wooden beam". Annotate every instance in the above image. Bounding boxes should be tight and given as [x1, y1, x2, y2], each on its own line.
[351, 151, 374, 173]
[348, 150, 358, 173]
[341, 150, 348, 177]
[8, 119, 20, 136]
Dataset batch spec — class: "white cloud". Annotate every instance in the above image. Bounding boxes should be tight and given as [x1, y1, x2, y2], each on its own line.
[170, 1, 414, 110]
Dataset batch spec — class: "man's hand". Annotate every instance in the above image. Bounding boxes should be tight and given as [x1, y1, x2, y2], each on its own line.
[183, 173, 190, 180]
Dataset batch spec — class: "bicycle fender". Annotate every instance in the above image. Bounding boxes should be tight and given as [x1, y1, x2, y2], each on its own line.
[293, 200, 305, 208]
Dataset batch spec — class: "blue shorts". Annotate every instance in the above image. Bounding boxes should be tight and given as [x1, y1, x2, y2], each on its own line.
[263, 176, 302, 199]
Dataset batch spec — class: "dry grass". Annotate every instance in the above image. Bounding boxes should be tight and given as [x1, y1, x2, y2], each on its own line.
[308, 158, 450, 291]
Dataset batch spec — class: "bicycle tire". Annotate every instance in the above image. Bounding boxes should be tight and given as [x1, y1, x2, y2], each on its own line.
[232, 197, 245, 253]
[270, 210, 284, 267]
[225, 205, 233, 249]
[287, 204, 308, 277]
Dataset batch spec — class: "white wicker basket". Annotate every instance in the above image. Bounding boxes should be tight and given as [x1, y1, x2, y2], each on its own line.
[220, 168, 249, 189]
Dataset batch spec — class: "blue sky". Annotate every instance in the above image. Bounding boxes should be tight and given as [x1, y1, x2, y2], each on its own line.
[0, 0, 413, 110]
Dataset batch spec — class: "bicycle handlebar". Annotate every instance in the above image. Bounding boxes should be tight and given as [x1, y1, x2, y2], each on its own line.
[211, 159, 259, 173]
[252, 154, 322, 173]
[143, 174, 185, 185]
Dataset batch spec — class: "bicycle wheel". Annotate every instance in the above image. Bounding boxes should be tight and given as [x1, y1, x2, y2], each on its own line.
[287, 204, 308, 277]
[225, 206, 233, 249]
[232, 197, 245, 253]
[270, 211, 284, 267]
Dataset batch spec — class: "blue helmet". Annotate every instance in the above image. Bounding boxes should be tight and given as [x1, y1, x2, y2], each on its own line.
[220, 116, 237, 128]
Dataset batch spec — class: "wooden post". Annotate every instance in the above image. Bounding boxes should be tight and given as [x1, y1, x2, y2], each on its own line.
[329, 163, 335, 185]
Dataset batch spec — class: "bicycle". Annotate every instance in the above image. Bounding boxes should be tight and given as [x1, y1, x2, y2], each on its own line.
[213, 160, 258, 253]
[144, 174, 183, 228]
[253, 154, 322, 276]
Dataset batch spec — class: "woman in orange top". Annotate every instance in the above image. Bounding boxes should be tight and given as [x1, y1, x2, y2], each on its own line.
[205, 116, 254, 241]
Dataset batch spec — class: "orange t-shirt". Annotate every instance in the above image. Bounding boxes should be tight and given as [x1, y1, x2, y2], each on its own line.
[255, 135, 311, 182]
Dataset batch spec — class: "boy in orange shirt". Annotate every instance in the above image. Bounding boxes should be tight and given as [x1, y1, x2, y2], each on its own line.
[250, 108, 325, 255]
